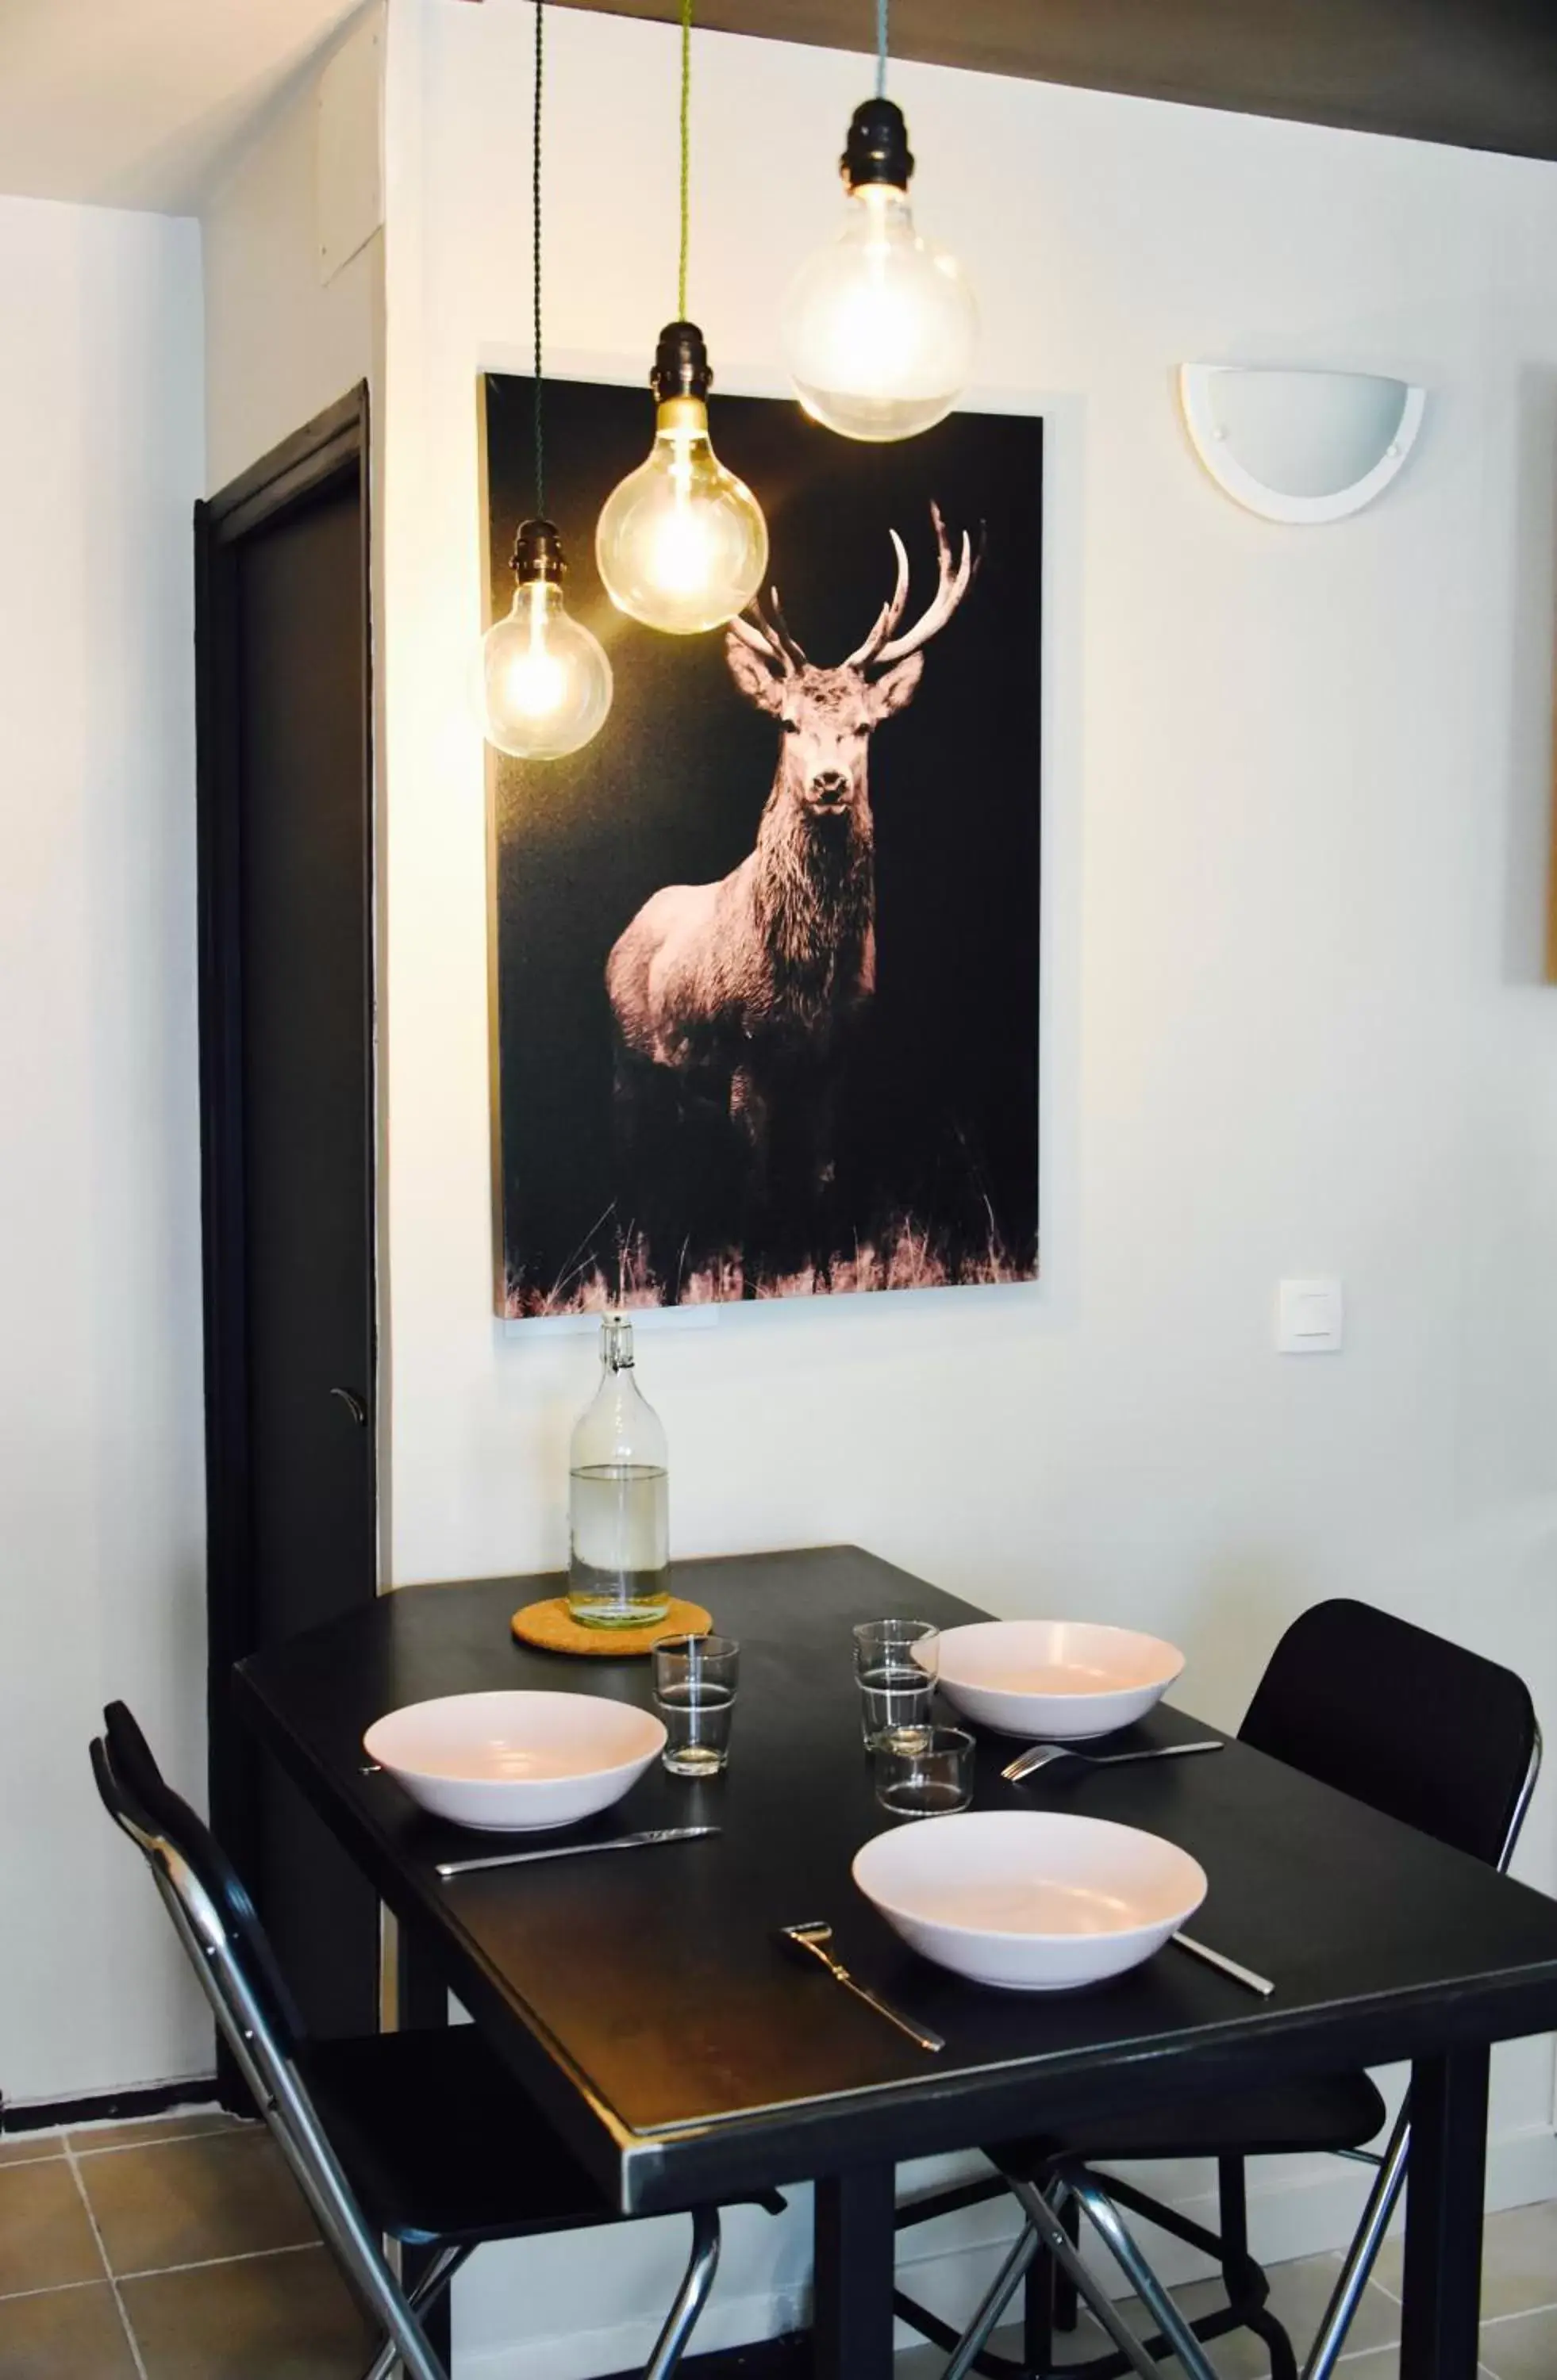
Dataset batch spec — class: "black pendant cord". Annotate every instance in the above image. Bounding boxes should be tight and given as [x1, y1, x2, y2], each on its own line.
[876, 0, 888, 95]
[678, 0, 692, 321]
[532, 0, 546, 520]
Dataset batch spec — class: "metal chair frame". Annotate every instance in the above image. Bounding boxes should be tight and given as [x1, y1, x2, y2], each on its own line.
[94, 1740, 727, 2380]
[903, 1720, 1542, 2380]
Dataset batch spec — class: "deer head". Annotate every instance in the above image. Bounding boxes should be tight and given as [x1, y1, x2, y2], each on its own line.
[725, 503, 981, 821]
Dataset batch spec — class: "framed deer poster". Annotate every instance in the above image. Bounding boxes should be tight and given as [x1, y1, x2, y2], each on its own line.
[481, 372, 1042, 1314]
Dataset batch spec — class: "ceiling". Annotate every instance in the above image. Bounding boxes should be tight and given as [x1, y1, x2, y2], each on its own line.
[1, 0, 1552, 220]
[553, 0, 1557, 164]
[0, 0, 365, 214]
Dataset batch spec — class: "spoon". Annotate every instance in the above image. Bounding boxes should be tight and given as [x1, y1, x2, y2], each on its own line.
[1002, 1738, 1223, 1786]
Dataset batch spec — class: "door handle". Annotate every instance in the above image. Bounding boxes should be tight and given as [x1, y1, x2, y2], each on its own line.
[329, 1387, 368, 1427]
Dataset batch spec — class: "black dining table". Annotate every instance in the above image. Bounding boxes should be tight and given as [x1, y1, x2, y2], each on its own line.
[235, 1544, 1557, 2380]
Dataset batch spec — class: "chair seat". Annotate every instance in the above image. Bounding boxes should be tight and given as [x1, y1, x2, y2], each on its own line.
[299, 2024, 618, 2247]
[990, 2071, 1387, 2176]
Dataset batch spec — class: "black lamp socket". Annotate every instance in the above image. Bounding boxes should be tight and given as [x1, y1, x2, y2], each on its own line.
[651, 321, 713, 402]
[841, 96, 913, 189]
[511, 516, 567, 583]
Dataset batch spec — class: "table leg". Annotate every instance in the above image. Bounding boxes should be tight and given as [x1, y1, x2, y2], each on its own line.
[1399, 2047, 1490, 2380]
[813, 2167, 896, 2380]
[397, 1921, 452, 2367]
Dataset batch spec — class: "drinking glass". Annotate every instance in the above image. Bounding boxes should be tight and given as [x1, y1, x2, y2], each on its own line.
[854, 1619, 939, 1750]
[875, 1725, 975, 1818]
[652, 1633, 739, 1776]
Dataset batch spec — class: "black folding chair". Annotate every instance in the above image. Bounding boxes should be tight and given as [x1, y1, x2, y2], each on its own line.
[90, 1701, 782, 2380]
[894, 1599, 1542, 2380]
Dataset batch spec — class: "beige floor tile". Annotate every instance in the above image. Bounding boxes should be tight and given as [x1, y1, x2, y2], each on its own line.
[1161, 2248, 1400, 2376]
[77, 2126, 318, 2277]
[1374, 2198, 1557, 2321]
[0, 2282, 140, 2378]
[69, 2109, 240, 2157]
[122, 2246, 378, 2380]
[0, 2162, 106, 2297]
[898, 2245, 1406, 2378]
[895, 2325, 1023, 2376]
[1330, 2360, 1500, 2380]
[0, 2134, 65, 2168]
[1480, 2305, 1557, 2380]
[897, 2317, 1501, 2380]
[1095, 2246, 1401, 2378]
[896, 2305, 1123, 2376]
[897, 2259, 1526, 2380]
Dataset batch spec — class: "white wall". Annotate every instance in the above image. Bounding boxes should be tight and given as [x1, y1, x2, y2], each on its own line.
[379, 5, 1557, 2368]
[202, 2, 384, 493]
[0, 194, 208, 2102]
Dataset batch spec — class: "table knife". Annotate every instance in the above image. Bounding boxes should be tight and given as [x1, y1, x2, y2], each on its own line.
[436, 1825, 720, 1879]
[1172, 1930, 1274, 1997]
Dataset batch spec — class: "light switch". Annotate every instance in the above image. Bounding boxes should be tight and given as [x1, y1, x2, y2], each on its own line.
[1276, 1277, 1344, 1354]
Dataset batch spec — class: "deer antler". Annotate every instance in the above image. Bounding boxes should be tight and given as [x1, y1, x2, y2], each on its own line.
[765, 592, 809, 669]
[734, 508, 981, 677]
[867, 503, 982, 670]
[729, 589, 807, 673]
[843, 530, 911, 668]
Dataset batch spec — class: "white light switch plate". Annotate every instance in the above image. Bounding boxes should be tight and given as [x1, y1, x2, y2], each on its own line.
[1276, 1277, 1344, 1353]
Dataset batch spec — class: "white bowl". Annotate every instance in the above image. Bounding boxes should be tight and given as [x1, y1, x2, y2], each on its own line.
[363, 1691, 666, 1832]
[853, 1810, 1207, 1992]
[927, 1620, 1185, 1741]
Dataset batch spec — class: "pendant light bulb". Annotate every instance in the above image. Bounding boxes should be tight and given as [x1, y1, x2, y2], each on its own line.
[478, 520, 613, 760]
[474, 2, 613, 760]
[782, 98, 977, 443]
[596, 322, 768, 635]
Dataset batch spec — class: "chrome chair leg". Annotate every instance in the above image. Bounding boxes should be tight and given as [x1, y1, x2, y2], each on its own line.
[1006, 2181, 1166, 2380]
[644, 2208, 722, 2380]
[407, 2242, 475, 2313]
[1303, 2108, 1410, 2380]
[360, 2245, 473, 2380]
[1050, 2164, 1223, 2380]
[146, 1867, 448, 2380]
[279, 2132, 448, 2380]
[361, 2333, 402, 2380]
[941, 2221, 1044, 2380]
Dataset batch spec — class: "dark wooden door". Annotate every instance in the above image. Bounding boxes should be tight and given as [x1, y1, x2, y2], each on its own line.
[195, 388, 378, 2044]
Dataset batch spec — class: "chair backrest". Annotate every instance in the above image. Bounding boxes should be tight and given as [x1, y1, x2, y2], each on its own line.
[90, 1700, 305, 2050]
[92, 1705, 456, 2380]
[1239, 1598, 1540, 1869]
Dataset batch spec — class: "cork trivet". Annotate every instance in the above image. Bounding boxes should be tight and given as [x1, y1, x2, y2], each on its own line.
[511, 1595, 713, 1658]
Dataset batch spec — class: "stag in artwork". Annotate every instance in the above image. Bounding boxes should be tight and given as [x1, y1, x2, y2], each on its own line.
[607, 502, 982, 1273]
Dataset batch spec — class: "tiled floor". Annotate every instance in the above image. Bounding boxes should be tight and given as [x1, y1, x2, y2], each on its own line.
[0, 2110, 374, 2378]
[894, 2194, 1557, 2379]
[0, 2114, 1553, 2377]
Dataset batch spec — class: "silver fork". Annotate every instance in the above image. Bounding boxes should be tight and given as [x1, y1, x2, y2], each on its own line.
[1002, 1738, 1223, 1785]
[777, 1922, 944, 2053]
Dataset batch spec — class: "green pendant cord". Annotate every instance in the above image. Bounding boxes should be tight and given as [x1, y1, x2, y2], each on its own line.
[876, 0, 889, 96]
[532, 0, 546, 516]
[678, 0, 692, 321]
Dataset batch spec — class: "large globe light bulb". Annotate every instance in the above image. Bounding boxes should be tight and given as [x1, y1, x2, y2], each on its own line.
[478, 520, 613, 760]
[596, 322, 768, 635]
[782, 98, 977, 443]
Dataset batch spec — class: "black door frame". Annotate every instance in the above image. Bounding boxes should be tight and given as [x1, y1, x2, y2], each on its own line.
[193, 383, 376, 1891]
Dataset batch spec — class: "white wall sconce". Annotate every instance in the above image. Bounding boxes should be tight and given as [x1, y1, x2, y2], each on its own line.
[1178, 364, 1427, 524]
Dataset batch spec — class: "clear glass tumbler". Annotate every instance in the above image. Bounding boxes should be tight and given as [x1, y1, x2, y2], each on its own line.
[875, 1725, 975, 1818]
[854, 1618, 939, 1750]
[652, 1633, 740, 1777]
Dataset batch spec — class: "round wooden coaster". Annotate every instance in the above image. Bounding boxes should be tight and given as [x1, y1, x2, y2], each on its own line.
[510, 1595, 713, 1659]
